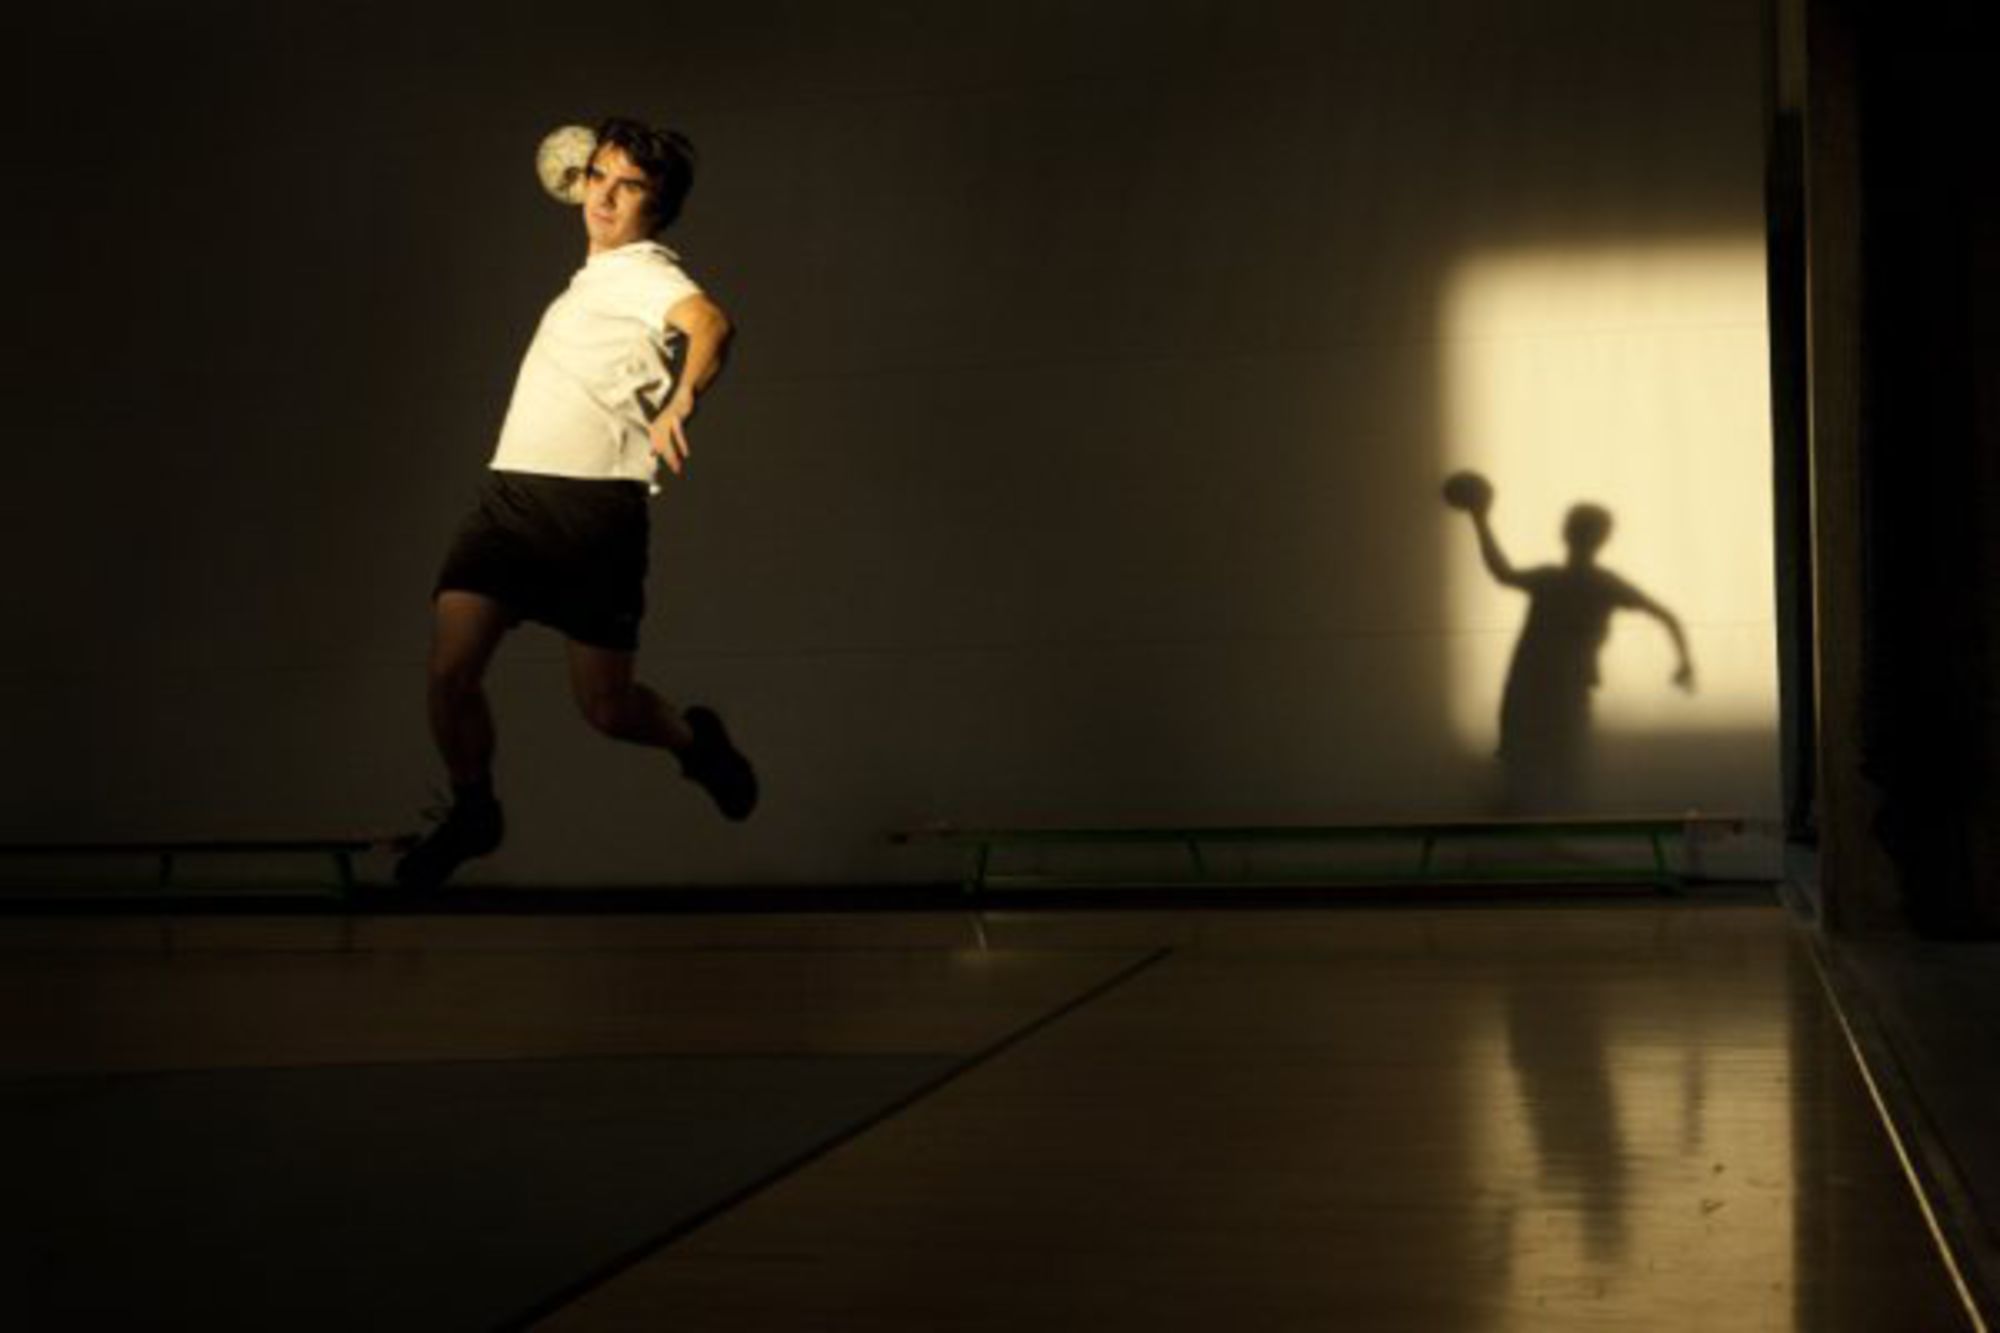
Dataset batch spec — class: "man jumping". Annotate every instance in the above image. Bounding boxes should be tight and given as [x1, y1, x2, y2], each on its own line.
[397, 117, 756, 890]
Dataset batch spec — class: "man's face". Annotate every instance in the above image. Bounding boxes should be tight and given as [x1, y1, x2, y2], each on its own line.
[582, 143, 655, 252]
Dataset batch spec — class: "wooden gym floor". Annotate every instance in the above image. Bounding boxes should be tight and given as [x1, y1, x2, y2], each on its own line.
[0, 899, 1980, 1331]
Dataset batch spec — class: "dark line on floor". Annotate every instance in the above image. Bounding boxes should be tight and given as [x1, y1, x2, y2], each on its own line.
[0, 880, 1781, 917]
[0, 1048, 991, 1087]
[496, 945, 1175, 1331]
[0, 941, 1140, 961]
[1806, 936, 1995, 1332]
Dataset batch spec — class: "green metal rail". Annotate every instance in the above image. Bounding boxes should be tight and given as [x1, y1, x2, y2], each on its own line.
[0, 838, 406, 897]
[894, 815, 1745, 893]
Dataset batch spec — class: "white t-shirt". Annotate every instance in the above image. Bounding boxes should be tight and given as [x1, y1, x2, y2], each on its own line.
[488, 240, 702, 487]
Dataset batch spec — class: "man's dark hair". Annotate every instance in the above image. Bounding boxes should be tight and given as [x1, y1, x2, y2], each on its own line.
[593, 117, 697, 233]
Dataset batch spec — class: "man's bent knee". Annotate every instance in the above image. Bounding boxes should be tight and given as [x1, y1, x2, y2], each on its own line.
[576, 686, 635, 738]
[428, 592, 511, 692]
[428, 657, 486, 697]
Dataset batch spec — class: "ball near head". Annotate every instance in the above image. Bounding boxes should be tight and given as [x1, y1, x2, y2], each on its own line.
[535, 125, 598, 204]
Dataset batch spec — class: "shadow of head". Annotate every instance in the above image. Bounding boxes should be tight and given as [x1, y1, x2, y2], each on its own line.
[1562, 503, 1613, 562]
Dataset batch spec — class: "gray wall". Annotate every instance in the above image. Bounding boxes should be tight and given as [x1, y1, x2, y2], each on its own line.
[1, 0, 1774, 884]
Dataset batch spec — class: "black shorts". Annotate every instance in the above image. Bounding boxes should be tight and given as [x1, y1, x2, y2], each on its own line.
[434, 470, 650, 651]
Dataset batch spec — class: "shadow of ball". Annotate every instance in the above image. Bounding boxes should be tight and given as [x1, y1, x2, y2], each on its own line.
[1442, 470, 1492, 511]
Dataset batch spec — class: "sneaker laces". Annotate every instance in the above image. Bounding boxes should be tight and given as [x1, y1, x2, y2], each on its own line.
[387, 790, 453, 855]
[417, 788, 454, 827]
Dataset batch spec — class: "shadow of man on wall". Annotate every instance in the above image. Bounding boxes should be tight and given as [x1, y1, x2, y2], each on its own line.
[1444, 470, 1695, 811]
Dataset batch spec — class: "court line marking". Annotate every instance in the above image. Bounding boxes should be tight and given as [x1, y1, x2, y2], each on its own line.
[499, 945, 1176, 1331]
[1808, 940, 1992, 1333]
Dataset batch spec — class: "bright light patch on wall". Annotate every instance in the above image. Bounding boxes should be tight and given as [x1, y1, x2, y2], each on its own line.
[1440, 241, 1777, 750]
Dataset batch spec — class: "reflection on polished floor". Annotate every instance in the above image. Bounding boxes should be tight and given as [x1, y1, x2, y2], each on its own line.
[0, 902, 1977, 1331]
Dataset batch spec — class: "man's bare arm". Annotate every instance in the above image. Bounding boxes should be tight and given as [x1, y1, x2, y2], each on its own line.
[1617, 579, 1696, 691]
[650, 293, 734, 475]
[1469, 508, 1528, 589]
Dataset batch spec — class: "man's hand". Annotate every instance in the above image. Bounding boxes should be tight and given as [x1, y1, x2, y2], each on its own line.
[650, 395, 694, 475]
[651, 293, 733, 480]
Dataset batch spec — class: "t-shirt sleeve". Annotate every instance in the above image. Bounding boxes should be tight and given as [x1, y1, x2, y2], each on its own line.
[629, 255, 703, 326]
[1604, 571, 1651, 611]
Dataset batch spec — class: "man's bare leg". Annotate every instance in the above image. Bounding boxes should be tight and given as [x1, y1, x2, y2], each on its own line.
[428, 590, 512, 782]
[568, 641, 758, 819]
[397, 590, 513, 887]
[567, 641, 695, 751]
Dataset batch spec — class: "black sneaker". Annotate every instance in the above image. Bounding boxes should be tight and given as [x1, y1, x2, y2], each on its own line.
[680, 706, 758, 821]
[394, 796, 504, 889]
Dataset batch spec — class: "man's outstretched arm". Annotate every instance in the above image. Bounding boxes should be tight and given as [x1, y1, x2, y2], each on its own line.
[1618, 580, 1696, 691]
[651, 293, 734, 474]
[1468, 507, 1528, 589]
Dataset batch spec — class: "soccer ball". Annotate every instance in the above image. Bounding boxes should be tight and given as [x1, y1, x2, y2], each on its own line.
[535, 125, 597, 204]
